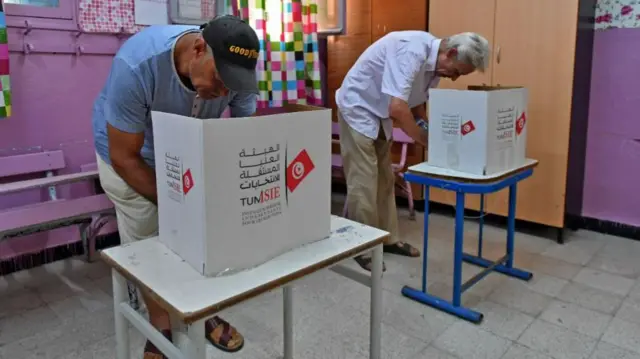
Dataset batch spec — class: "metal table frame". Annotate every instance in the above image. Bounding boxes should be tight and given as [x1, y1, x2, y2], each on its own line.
[401, 166, 535, 323]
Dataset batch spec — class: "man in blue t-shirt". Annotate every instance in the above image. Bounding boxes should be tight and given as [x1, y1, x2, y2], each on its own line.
[92, 15, 258, 357]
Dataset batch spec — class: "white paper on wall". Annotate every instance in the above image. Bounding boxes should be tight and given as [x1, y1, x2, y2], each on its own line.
[135, 0, 169, 25]
[176, 0, 204, 19]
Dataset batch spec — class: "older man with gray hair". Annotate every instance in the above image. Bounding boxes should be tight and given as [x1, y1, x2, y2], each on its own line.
[336, 31, 490, 272]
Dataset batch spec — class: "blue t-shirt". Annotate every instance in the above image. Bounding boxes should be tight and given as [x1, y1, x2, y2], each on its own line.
[92, 25, 257, 168]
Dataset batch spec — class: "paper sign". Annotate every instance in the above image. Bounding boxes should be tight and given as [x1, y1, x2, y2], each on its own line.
[135, 0, 169, 25]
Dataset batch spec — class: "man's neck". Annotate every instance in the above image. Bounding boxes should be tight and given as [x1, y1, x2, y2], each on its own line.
[174, 32, 198, 78]
[174, 32, 198, 91]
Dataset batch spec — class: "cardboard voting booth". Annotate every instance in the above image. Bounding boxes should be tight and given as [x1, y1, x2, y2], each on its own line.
[427, 86, 528, 175]
[152, 105, 332, 276]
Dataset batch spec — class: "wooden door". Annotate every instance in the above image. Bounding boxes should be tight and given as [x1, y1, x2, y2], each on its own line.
[327, 0, 372, 123]
[426, 0, 497, 211]
[327, 0, 371, 183]
[371, 0, 428, 42]
[488, 0, 579, 228]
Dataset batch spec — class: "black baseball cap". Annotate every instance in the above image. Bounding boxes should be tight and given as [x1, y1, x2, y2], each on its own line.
[200, 15, 260, 94]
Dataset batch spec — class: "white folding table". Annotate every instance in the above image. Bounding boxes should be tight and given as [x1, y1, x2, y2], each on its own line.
[101, 215, 387, 359]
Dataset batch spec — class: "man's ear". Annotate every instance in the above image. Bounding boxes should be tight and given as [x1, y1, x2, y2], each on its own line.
[194, 36, 208, 56]
[446, 47, 458, 59]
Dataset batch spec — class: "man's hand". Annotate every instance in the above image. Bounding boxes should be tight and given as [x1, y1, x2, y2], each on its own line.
[411, 103, 427, 121]
[389, 97, 427, 146]
[107, 123, 158, 204]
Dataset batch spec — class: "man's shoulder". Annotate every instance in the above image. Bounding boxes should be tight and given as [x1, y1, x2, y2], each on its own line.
[387, 31, 437, 51]
[116, 25, 198, 70]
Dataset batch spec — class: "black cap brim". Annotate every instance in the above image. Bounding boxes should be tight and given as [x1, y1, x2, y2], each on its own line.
[216, 58, 259, 95]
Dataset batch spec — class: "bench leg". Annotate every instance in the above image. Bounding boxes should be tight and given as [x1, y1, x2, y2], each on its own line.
[113, 270, 131, 359]
[283, 285, 294, 359]
[80, 222, 97, 263]
[82, 213, 114, 263]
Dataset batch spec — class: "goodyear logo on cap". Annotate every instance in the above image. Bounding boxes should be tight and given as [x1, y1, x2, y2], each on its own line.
[229, 45, 259, 59]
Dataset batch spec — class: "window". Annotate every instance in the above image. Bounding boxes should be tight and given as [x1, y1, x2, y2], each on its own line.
[317, 0, 344, 35]
[4, 0, 73, 20]
[212, 0, 345, 36]
[5, 0, 60, 7]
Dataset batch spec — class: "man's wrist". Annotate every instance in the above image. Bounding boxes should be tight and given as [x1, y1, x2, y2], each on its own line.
[415, 118, 429, 132]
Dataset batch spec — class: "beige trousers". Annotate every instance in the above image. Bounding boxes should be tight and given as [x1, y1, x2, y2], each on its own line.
[338, 112, 398, 245]
[96, 153, 158, 310]
[96, 153, 158, 244]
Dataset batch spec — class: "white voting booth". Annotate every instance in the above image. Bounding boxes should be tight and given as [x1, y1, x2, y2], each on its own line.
[427, 86, 528, 176]
[152, 105, 332, 276]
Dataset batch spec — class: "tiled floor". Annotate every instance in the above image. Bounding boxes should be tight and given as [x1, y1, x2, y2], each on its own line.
[2, 195, 640, 358]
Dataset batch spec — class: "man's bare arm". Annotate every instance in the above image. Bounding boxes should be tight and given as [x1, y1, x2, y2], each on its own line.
[107, 123, 157, 204]
[389, 97, 427, 146]
[411, 103, 427, 121]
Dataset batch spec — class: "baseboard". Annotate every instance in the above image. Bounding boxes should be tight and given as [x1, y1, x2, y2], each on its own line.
[0, 232, 121, 276]
[566, 214, 640, 241]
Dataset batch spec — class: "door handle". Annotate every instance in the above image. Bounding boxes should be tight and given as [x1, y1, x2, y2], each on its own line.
[496, 46, 501, 64]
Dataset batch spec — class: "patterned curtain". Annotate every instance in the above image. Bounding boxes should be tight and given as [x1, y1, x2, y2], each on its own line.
[0, 0, 10, 119]
[595, 0, 640, 30]
[226, 0, 322, 108]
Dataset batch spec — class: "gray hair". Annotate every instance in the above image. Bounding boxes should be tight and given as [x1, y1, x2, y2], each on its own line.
[445, 32, 490, 72]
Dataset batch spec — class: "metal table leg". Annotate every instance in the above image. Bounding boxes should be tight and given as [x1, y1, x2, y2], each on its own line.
[370, 244, 383, 359]
[283, 285, 294, 359]
[183, 318, 206, 358]
[462, 183, 533, 281]
[113, 270, 131, 359]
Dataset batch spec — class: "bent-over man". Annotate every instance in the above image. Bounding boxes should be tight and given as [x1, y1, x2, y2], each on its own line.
[92, 15, 260, 358]
[336, 31, 490, 271]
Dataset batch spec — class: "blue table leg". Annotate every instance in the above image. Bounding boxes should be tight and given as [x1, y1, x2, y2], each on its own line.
[421, 186, 430, 293]
[478, 194, 485, 258]
[461, 183, 533, 282]
[402, 169, 536, 324]
[452, 191, 465, 307]
[506, 183, 516, 268]
[402, 187, 483, 323]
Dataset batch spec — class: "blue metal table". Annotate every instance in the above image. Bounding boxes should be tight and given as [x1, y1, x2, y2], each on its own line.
[401, 159, 538, 323]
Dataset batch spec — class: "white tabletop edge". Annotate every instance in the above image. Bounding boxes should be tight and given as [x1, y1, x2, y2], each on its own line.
[102, 215, 387, 320]
[408, 158, 539, 181]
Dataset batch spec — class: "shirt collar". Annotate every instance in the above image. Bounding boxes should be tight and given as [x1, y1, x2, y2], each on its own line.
[424, 38, 442, 72]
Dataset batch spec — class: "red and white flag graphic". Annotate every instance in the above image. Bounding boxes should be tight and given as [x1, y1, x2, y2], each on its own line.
[461, 121, 476, 136]
[286, 149, 315, 193]
[516, 112, 527, 135]
[182, 169, 194, 195]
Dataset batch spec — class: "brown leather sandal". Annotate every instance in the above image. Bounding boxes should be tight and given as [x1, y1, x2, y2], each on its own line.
[354, 255, 387, 272]
[205, 316, 244, 353]
[383, 242, 420, 257]
[143, 329, 172, 359]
